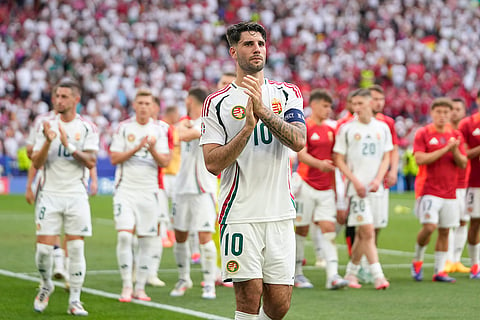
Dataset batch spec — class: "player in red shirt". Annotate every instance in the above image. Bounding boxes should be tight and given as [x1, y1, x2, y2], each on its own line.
[412, 98, 467, 283]
[458, 91, 480, 279]
[293, 89, 349, 290]
[444, 98, 471, 274]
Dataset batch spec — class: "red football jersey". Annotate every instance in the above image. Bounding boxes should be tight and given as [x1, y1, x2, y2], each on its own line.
[459, 113, 480, 188]
[376, 113, 398, 146]
[413, 123, 466, 199]
[297, 118, 335, 191]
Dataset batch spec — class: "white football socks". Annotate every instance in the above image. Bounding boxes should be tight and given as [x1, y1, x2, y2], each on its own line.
[117, 231, 133, 288]
[174, 241, 191, 281]
[67, 239, 86, 304]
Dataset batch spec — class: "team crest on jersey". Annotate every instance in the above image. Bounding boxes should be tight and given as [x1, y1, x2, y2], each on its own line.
[354, 133, 361, 140]
[36, 223, 41, 231]
[425, 213, 431, 219]
[231, 106, 246, 120]
[376, 132, 381, 140]
[468, 207, 473, 213]
[271, 98, 282, 114]
[226, 260, 239, 273]
[327, 131, 333, 141]
[356, 215, 363, 222]
[127, 134, 135, 142]
[75, 132, 81, 141]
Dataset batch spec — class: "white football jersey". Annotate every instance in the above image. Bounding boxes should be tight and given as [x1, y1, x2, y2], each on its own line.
[333, 117, 393, 196]
[110, 117, 170, 191]
[174, 117, 217, 195]
[33, 114, 99, 194]
[200, 79, 304, 224]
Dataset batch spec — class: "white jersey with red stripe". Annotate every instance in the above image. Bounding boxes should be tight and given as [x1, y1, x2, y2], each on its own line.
[174, 117, 217, 195]
[33, 114, 99, 194]
[200, 79, 304, 224]
[110, 117, 170, 191]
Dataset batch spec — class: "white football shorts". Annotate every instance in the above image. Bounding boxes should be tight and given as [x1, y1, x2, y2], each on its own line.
[294, 181, 336, 227]
[35, 191, 92, 237]
[415, 195, 459, 228]
[220, 219, 295, 285]
[113, 188, 161, 236]
[172, 193, 216, 233]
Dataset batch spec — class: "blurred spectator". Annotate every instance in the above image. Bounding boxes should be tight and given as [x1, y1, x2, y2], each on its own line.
[0, 0, 479, 164]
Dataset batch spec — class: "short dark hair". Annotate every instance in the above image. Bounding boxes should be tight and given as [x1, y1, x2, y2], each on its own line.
[188, 87, 209, 104]
[226, 22, 267, 47]
[452, 97, 466, 108]
[368, 84, 384, 95]
[309, 89, 332, 104]
[57, 80, 81, 96]
[431, 97, 453, 110]
[351, 88, 371, 99]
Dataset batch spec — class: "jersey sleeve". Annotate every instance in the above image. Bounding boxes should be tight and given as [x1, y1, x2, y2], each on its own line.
[199, 99, 226, 146]
[387, 117, 398, 145]
[383, 123, 394, 153]
[333, 124, 348, 155]
[109, 124, 126, 152]
[154, 125, 170, 154]
[83, 123, 100, 152]
[456, 130, 467, 155]
[458, 118, 469, 145]
[413, 128, 426, 153]
[283, 83, 305, 124]
[32, 128, 47, 152]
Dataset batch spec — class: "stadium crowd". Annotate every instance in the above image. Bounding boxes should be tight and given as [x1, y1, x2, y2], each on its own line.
[1, 0, 480, 166]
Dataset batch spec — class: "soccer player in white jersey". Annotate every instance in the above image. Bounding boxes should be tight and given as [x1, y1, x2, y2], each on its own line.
[201, 22, 306, 320]
[31, 80, 99, 316]
[110, 89, 171, 302]
[333, 89, 392, 290]
[169, 87, 218, 299]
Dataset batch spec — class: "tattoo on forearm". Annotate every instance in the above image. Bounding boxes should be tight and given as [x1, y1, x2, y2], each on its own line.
[261, 112, 304, 148]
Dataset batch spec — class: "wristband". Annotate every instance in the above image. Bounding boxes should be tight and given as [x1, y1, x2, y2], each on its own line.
[67, 143, 77, 154]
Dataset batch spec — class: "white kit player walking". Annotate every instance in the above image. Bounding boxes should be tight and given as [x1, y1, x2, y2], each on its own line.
[32, 80, 99, 316]
[170, 87, 218, 299]
[333, 89, 392, 290]
[110, 89, 171, 302]
[201, 22, 306, 320]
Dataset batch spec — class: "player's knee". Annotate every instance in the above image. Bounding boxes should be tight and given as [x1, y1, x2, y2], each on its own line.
[323, 232, 336, 243]
[66, 239, 84, 260]
[117, 231, 133, 247]
[263, 300, 291, 319]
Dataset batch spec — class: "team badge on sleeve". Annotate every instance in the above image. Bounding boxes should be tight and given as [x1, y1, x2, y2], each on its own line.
[127, 134, 135, 142]
[226, 260, 239, 273]
[201, 122, 206, 135]
[232, 106, 246, 120]
[354, 133, 361, 140]
[271, 98, 282, 114]
[75, 132, 81, 141]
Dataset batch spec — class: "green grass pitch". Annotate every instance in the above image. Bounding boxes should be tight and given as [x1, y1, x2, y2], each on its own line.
[0, 192, 478, 320]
